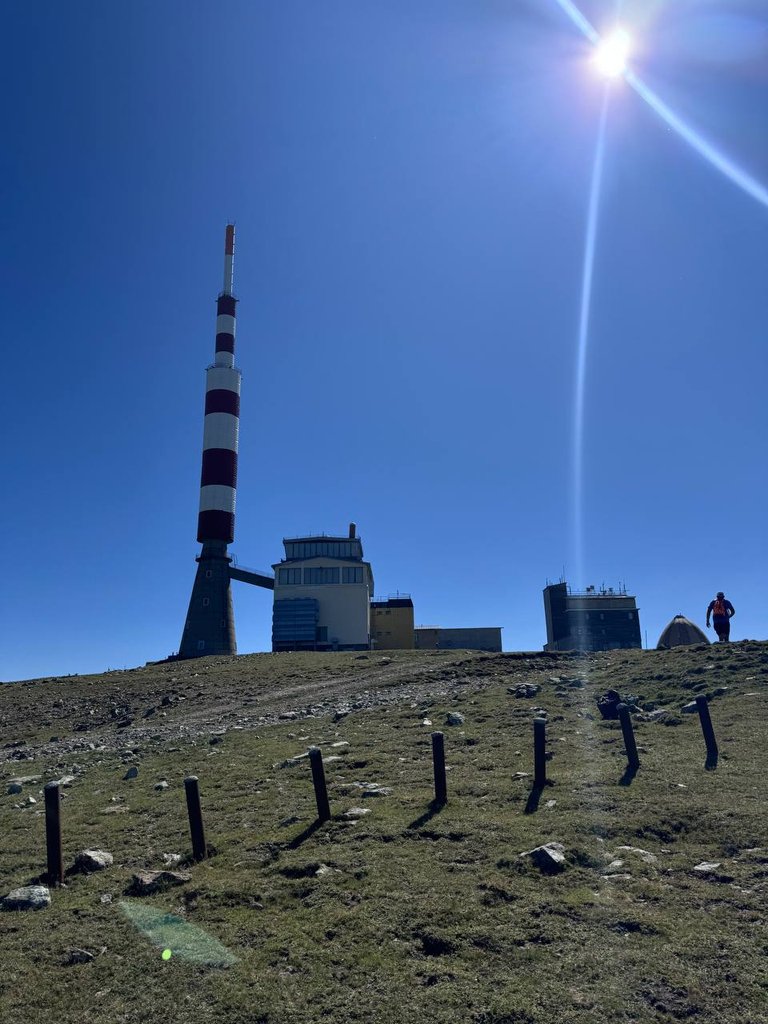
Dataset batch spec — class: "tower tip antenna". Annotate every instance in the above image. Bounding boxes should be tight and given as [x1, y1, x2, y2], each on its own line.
[223, 224, 235, 293]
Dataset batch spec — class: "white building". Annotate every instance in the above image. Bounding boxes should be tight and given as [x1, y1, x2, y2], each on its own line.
[271, 525, 374, 651]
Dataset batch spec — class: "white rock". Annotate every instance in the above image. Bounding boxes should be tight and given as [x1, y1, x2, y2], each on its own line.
[521, 842, 567, 873]
[693, 861, 721, 873]
[343, 807, 371, 818]
[2, 885, 51, 911]
[73, 850, 113, 873]
[616, 846, 658, 864]
[446, 712, 465, 726]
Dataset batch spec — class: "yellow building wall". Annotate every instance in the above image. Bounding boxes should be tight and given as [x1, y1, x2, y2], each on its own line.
[370, 603, 415, 650]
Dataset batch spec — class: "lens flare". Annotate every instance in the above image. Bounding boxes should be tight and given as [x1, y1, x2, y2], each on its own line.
[572, 86, 610, 593]
[594, 29, 631, 78]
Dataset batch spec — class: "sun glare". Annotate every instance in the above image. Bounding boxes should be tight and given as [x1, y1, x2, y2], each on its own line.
[593, 29, 631, 78]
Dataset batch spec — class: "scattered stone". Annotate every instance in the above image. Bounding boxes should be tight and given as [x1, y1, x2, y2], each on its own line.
[545, 799, 557, 809]
[1, 885, 51, 911]
[710, 686, 728, 698]
[509, 683, 540, 698]
[330, 741, 350, 749]
[521, 842, 567, 874]
[73, 850, 113, 874]
[279, 711, 298, 721]
[333, 709, 350, 722]
[354, 782, 392, 797]
[162, 853, 182, 867]
[513, 772, 531, 780]
[209, 736, 223, 745]
[279, 815, 302, 828]
[123, 767, 139, 780]
[6, 783, 22, 795]
[692, 861, 733, 882]
[616, 846, 658, 865]
[446, 712, 465, 726]
[343, 807, 371, 818]
[315, 864, 341, 877]
[276, 751, 310, 769]
[100, 893, 113, 904]
[154, 781, 170, 791]
[422, 719, 432, 727]
[355, 654, 369, 660]
[25, 796, 37, 806]
[65, 948, 95, 965]
[127, 870, 191, 896]
[604, 860, 625, 872]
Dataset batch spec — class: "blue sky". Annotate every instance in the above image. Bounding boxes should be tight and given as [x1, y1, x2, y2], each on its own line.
[2, 0, 766, 680]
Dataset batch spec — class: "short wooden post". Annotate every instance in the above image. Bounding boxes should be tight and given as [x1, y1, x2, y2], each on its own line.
[617, 703, 640, 770]
[184, 776, 207, 861]
[308, 747, 331, 822]
[44, 782, 64, 886]
[695, 695, 718, 758]
[431, 731, 447, 805]
[533, 717, 547, 788]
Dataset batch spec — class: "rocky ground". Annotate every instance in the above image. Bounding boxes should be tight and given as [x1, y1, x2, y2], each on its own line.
[1, 642, 767, 1024]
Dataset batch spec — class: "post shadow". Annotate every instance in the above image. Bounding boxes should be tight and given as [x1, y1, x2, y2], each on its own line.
[406, 800, 445, 831]
[619, 764, 639, 787]
[705, 750, 719, 772]
[524, 785, 544, 814]
[288, 819, 324, 849]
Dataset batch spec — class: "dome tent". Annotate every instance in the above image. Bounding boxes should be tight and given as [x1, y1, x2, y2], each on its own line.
[657, 615, 709, 649]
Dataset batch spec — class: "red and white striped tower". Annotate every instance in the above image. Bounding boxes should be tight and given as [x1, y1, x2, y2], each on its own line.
[179, 225, 241, 658]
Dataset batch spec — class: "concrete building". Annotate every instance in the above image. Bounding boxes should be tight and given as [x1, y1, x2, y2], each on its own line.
[543, 582, 641, 652]
[657, 615, 709, 649]
[415, 627, 502, 652]
[271, 524, 373, 651]
[370, 596, 415, 650]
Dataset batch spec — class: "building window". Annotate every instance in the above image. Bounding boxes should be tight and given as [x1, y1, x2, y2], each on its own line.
[205, 570, 213, 579]
[628, 612, 634, 619]
[278, 568, 302, 585]
[342, 567, 363, 584]
[202, 598, 210, 607]
[304, 567, 340, 585]
[197, 641, 205, 651]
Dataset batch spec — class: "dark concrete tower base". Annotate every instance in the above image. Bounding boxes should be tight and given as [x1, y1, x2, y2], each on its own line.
[179, 541, 236, 658]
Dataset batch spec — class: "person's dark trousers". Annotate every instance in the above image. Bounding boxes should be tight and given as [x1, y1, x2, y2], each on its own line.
[713, 617, 730, 641]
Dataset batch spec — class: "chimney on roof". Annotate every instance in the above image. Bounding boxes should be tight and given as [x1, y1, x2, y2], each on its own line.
[349, 522, 356, 539]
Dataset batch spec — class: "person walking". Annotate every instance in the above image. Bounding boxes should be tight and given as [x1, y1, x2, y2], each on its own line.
[706, 592, 735, 642]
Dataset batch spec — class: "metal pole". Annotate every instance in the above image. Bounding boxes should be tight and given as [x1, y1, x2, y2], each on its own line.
[533, 717, 547, 788]
[184, 776, 207, 861]
[431, 731, 447, 805]
[617, 703, 640, 770]
[695, 695, 718, 758]
[44, 782, 64, 886]
[309, 748, 331, 822]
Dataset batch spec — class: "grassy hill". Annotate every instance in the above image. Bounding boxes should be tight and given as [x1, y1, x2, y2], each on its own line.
[1, 642, 767, 1023]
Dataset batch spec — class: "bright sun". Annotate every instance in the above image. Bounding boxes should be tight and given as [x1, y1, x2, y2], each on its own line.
[593, 29, 631, 78]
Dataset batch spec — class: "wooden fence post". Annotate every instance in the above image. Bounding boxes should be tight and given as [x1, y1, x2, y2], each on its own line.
[184, 776, 208, 861]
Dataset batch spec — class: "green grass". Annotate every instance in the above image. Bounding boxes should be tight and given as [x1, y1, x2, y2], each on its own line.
[1, 643, 768, 1023]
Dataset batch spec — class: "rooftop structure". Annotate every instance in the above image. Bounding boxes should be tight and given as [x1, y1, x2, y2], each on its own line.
[543, 581, 641, 652]
[271, 523, 373, 651]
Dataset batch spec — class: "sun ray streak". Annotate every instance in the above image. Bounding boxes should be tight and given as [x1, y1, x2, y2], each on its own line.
[572, 85, 610, 599]
[626, 72, 768, 211]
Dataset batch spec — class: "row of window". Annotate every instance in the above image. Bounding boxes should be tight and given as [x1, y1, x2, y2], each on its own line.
[285, 542, 359, 559]
[278, 566, 365, 586]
